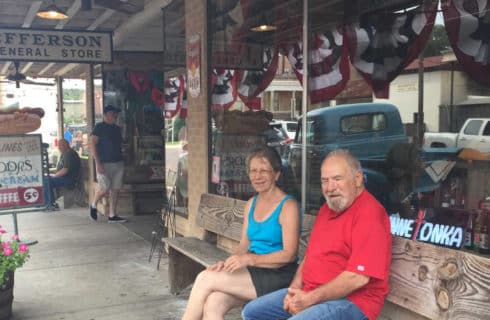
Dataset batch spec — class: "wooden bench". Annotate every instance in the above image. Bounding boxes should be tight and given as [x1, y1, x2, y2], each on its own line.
[56, 183, 86, 208]
[162, 193, 315, 295]
[383, 237, 490, 320]
[163, 193, 490, 319]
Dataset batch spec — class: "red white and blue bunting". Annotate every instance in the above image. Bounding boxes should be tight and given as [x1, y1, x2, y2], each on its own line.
[345, 0, 438, 98]
[285, 29, 350, 104]
[211, 69, 238, 110]
[236, 47, 279, 110]
[442, 0, 490, 86]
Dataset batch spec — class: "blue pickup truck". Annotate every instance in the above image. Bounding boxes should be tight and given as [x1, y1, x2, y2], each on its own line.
[284, 103, 413, 211]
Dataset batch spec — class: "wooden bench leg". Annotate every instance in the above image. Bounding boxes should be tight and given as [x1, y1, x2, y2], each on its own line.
[167, 246, 205, 295]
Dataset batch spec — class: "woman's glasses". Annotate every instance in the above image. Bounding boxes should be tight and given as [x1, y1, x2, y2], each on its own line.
[248, 169, 272, 177]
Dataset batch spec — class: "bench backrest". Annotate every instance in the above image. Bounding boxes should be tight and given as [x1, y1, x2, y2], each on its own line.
[196, 194, 490, 319]
[196, 193, 315, 257]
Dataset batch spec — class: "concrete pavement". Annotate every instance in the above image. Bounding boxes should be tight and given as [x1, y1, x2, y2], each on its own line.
[1, 207, 188, 320]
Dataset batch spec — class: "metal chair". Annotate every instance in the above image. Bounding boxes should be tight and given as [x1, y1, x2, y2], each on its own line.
[148, 169, 177, 269]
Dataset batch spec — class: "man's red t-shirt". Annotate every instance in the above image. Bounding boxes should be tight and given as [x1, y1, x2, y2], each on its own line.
[302, 190, 392, 320]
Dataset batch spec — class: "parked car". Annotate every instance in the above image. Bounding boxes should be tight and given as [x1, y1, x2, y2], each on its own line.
[264, 122, 293, 156]
[424, 118, 490, 152]
[284, 103, 409, 210]
[271, 120, 298, 139]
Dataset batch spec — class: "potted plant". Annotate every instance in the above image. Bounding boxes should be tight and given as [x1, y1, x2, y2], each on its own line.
[0, 225, 29, 320]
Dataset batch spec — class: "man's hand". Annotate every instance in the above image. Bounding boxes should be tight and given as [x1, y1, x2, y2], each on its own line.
[284, 287, 312, 315]
[96, 162, 105, 174]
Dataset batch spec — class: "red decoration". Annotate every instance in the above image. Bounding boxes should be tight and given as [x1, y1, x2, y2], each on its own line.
[285, 29, 350, 104]
[129, 72, 150, 93]
[345, 0, 437, 98]
[163, 76, 184, 119]
[236, 47, 279, 110]
[151, 87, 164, 107]
[211, 69, 237, 110]
[442, 0, 490, 86]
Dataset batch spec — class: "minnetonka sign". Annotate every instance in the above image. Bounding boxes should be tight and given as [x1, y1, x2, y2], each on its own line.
[0, 28, 112, 63]
[390, 210, 464, 249]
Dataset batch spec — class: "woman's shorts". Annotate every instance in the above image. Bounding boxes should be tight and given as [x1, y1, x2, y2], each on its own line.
[247, 262, 298, 297]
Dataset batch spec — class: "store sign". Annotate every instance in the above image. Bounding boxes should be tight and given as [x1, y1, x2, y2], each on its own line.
[0, 135, 44, 209]
[390, 210, 464, 249]
[0, 28, 112, 63]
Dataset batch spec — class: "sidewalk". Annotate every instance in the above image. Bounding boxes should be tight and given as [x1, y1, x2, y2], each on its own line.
[0, 208, 188, 320]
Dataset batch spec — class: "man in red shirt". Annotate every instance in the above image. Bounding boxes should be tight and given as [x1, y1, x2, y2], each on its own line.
[242, 149, 392, 320]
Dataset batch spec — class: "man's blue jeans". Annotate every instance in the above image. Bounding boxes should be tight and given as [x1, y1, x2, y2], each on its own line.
[45, 176, 74, 205]
[242, 288, 367, 320]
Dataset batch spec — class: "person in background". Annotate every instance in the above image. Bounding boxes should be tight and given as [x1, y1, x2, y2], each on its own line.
[46, 139, 81, 209]
[182, 146, 301, 320]
[63, 124, 73, 145]
[89, 105, 126, 223]
[72, 130, 84, 156]
[176, 140, 188, 208]
[242, 149, 392, 320]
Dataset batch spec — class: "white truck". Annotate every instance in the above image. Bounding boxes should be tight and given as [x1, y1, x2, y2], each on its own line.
[424, 118, 490, 152]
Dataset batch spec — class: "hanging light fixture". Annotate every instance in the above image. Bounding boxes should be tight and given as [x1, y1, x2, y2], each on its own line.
[250, 12, 277, 32]
[36, 1, 68, 20]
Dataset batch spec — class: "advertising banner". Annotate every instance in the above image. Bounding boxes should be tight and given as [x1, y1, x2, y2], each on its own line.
[0, 135, 45, 210]
[187, 34, 201, 98]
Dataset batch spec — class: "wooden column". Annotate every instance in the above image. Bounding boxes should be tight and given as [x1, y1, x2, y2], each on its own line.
[182, 0, 209, 237]
[85, 65, 96, 202]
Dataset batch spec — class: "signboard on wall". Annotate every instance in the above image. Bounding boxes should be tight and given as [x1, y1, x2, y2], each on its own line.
[0, 28, 113, 63]
[0, 135, 45, 209]
[187, 34, 201, 98]
[390, 208, 466, 249]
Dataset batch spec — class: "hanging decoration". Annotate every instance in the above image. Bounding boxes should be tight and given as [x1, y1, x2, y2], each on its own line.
[129, 71, 150, 93]
[163, 76, 184, 119]
[151, 87, 164, 107]
[345, 0, 437, 98]
[211, 69, 238, 110]
[236, 46, 279, 110]
[180, 74, 188, 119]
[442, 0, 490, 86]
[187, 34, 201, 98]
[285, 29, 350, 104]
[210, 0, 248, 69]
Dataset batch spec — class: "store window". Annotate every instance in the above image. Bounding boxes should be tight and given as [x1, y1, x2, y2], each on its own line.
[206, 0, 490, 252]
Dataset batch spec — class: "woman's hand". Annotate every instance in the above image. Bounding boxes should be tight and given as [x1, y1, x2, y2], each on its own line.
[207, 260, 225, 271]
[223, 253, 254, 273]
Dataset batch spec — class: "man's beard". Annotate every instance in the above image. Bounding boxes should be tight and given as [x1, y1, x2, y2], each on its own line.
[326, 194, 348, 213]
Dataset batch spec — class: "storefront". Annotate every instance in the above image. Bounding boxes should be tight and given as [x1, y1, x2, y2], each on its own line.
[157, 0, 490, 318]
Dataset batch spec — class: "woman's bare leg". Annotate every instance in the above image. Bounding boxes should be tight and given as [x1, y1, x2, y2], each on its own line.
[203, 291, 245, 320]
[182, 268, 256, 320]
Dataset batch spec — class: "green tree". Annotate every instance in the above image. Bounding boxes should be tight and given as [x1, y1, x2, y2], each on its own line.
[424, 24, 450, 57]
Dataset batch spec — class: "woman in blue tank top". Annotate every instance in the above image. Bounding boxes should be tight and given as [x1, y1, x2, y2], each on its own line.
[182, 146, 301, 320]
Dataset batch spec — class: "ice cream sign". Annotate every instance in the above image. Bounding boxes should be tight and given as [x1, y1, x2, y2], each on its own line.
[0, 135, 45, 209]
[390, 210, 464, 249]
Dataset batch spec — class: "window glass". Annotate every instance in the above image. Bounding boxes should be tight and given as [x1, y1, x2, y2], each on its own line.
[483, 122, 490, 136]
[341, 113, 386, 134]
[205, 0, 490, 232]
[463, 120, 482, 135]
